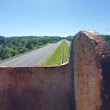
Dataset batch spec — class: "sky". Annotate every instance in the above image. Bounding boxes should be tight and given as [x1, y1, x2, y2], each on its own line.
[0, 0, 110, 37]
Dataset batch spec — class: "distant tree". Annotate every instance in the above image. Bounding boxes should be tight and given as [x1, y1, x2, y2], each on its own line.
[102, 35, 110, 45]
[65, 36, 74, 41]
[19, 47, 28, 53]
[0, 36, 5, 44]
[5, 53, 11, 59]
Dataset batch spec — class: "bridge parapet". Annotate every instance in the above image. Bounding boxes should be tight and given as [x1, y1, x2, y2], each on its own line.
[72, 30, 110, 110]
[0, 30, 110, 110]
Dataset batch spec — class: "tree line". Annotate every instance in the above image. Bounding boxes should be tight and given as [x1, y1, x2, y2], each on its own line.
[65, 35, 110, 44]
[65, 36, 74, 41]
[0, 36, 62, 60]
[1, 34, 109, 61]
[102, 35, 110, 44]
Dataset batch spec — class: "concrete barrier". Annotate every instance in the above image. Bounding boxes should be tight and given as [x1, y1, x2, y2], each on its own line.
[0, 30, 110, 110]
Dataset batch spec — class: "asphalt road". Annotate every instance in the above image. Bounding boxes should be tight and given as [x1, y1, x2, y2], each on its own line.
[65, 40, 71, 46]
[0, 41, 62, 67]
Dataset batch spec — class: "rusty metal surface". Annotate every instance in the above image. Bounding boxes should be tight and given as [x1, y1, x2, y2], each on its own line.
[0, 30, 110, 110]
[100, 62, 110, 110]
[0, 64, 73, 110]
[73, 31, 102, 110]
[83, 31, 110, 63]
[72, 30, 110, 110]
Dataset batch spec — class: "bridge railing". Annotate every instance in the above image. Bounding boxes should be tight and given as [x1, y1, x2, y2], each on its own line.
[0, 30, 110, 110]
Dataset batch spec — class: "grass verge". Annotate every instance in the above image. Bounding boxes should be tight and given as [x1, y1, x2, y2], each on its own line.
[43, 40, 69, 66]
[63, 41, 70, 62]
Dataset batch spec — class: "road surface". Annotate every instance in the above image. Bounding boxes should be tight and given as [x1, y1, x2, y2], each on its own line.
[65, 40, 71, 46]
[0, 41, 62, 67]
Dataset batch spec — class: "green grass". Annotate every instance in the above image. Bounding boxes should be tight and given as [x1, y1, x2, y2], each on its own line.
[43, 40, 69, 66]
[63, 41, 70, 62]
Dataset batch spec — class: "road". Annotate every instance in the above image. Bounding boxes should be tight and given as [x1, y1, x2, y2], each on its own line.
[65, 40, 71, 46]
[0, 41, 62, 67]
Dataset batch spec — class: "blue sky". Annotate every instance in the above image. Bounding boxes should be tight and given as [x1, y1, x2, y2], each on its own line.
[0, 0, 110, 37]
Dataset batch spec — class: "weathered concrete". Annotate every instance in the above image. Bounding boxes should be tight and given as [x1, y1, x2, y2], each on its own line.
[0, 30, 110, 110]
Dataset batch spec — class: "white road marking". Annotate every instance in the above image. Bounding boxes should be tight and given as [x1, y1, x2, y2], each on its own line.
[24, 50, 49, 66]
[0, 41, 62, 67]
[37, 51, 52, 65]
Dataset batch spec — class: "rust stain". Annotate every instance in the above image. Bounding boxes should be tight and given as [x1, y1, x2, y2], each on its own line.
[0, 31, 110, 110]
[6, 88, 42, 110]
[0, 64, 72, 110]
[73, 31, 110, 110]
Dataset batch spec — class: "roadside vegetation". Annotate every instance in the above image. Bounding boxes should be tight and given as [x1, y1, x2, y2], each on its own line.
[103, 35, 110, 45]
[65, 35, 74, 41]
[65, 35, 110, 43]
[43, 40, 69, 66]
[63, 41, 70, 62]
[0, 36, 62, 60]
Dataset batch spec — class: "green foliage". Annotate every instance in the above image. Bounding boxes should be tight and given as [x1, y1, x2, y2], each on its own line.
[0, 36, 5, 44]
[0, 35, 62, 60]
[102, 35, 110, 45]
[63, 41, 69, 62]
[65, 35, 74, 41]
